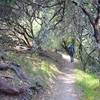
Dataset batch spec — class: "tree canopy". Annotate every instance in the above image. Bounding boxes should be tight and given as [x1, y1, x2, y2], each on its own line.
[0, 0, 100, 70]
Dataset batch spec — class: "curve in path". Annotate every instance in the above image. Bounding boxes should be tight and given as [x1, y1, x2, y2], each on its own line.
[39, 52, 81, 100]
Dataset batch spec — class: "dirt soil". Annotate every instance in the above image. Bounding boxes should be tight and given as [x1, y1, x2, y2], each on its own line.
[38, 51, 81, 100]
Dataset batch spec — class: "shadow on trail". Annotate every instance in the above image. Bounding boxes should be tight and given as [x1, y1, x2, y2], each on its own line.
[39, 50, 80, 100]
[39, 50, 78, 71]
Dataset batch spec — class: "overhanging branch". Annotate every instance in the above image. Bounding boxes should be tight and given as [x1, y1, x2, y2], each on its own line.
[72, 1, 95, 27]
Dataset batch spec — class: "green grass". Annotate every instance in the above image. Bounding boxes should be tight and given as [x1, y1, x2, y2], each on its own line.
[6, 51, 59, 88]
[75, 69, 100, 100]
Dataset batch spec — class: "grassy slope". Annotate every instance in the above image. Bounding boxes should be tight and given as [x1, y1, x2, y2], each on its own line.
[75, 69, 100, 100]
[7, 51, 100, 100]
[6, 51, 59, 89]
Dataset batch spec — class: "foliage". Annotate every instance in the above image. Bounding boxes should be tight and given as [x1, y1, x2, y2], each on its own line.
[69, 0, 100, 71]
[0, 0, 67, 50]
[6, 51, 59, 87]
[0, 0, 99, 72]
[75, 69, 100, 100]
[0, 0, 15, 4]
[0, 0, 100, 99]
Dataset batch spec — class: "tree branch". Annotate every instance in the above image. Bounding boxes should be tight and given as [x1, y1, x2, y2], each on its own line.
[72, 1, 95, 27]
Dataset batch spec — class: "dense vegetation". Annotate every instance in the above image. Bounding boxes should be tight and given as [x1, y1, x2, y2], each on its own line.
[0, 0, 100, 100]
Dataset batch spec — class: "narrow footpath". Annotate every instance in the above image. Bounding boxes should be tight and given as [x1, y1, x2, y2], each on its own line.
[39, 52, 81, 100]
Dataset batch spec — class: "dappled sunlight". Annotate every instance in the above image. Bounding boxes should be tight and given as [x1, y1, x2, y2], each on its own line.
[75, 69, 100, 99]
[58, 52, 79, 63]
[75, 69, 100, 89]
[0, 0, 98, 99]
[42, 63, 80, 100]
[58, 74, 75, 83]
[62, 54, 71, 62]
[36, 51, 81, 100]
[6, 51, 60, 89]
[5, 50, 80, 100]
[44, 72, 80, 100]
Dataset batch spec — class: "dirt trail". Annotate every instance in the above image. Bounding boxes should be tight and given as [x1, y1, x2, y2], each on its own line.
[39, 52, 81, 100]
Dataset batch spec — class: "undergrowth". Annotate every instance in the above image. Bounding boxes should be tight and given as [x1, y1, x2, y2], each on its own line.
[6, 51, 59, 88]
[75, 69, 100, 100]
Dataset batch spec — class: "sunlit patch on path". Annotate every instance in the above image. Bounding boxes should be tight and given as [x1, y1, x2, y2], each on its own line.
[59, 52, 79, 63]
[39, 52, 80, 100]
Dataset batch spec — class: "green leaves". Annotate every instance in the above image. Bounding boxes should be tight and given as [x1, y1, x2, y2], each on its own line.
[0, 0, 15, 5]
